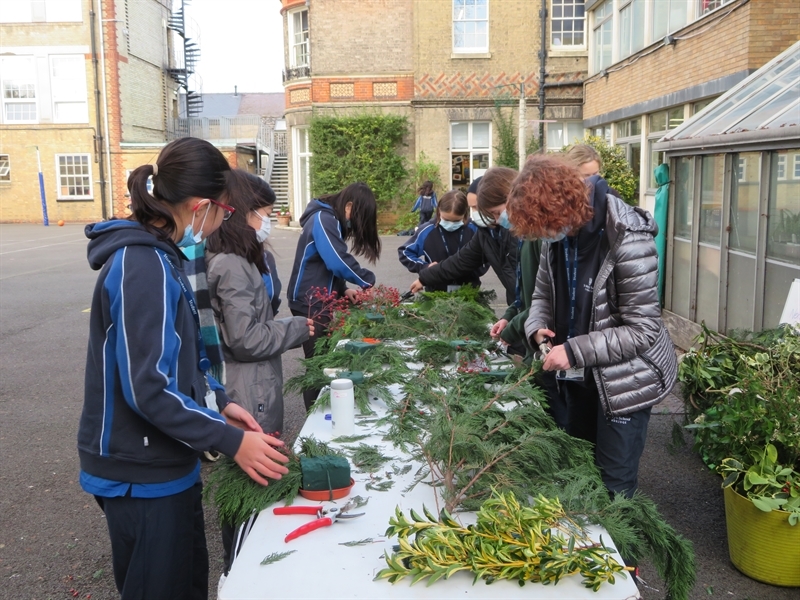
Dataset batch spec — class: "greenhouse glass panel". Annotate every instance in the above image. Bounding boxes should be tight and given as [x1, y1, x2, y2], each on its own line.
[674, 156, 693, 239]
[696, 245, 720, 329]
[767, 150, 800, 266]
[666, 46, 800, 141]
[726, 252, 756, 333]
[763, 261, 800, 328]
[731, 80, 800, 132]
[699, 155, 723, 246]
[729, 153, 760, 253]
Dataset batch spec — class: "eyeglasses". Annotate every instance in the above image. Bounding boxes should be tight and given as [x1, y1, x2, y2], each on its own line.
[196, 198, 236, 221]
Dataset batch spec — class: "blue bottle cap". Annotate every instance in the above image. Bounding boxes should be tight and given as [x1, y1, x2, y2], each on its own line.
[199, 357, 211, 371]
[324, 413, 332, 420]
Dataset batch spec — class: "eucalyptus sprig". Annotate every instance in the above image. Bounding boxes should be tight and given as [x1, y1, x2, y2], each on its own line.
[376, 491, 627, 590]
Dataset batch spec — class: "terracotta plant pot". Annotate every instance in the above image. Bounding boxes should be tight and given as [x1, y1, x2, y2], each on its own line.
[723, 486, 800, 586]
[276, 214, 291, 226]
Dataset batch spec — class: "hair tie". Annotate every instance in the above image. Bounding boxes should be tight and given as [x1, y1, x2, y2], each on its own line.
[152, 163, 159, 177]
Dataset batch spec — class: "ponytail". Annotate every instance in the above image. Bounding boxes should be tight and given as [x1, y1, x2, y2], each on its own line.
[127, 137, 231, 240]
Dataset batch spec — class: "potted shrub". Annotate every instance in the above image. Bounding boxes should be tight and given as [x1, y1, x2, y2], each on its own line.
[275, 209, 292, 227]
[717, 444, 800, 586]
[680, 326, 800, 586]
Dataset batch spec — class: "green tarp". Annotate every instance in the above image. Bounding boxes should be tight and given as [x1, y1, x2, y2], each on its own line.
[654, 163, 670, 305]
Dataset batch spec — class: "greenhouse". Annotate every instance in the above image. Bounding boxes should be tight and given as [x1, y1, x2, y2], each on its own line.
[655, 40, 800, 336]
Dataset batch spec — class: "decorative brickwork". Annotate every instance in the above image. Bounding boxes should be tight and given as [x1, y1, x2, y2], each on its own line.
[290, 88, 311, 104]
[415, 71, 537, 99]
[329, 82, 355, 98]
[373, 82, 398, 97]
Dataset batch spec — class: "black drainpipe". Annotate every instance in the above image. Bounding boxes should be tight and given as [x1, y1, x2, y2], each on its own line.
[89, 6, 108, 220]
[537, 0, 548, 151]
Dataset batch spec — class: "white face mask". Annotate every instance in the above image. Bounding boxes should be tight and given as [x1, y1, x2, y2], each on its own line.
[470, 209, 492, 228]
[253, 211, 271, 243]
[439, 219, 464, 232]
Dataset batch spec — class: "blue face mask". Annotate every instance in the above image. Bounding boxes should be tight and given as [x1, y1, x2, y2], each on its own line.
[496, 210, 511, 230]
[176, 203, 211, 248]
[541, 227, 570, 243]
[439, 219, 464, 232]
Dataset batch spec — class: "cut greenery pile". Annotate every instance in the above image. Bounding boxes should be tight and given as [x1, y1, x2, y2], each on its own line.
[208, 289, 696, 597]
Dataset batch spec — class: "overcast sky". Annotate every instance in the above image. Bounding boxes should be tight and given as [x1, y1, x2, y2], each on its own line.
[188, 0, 285, 94]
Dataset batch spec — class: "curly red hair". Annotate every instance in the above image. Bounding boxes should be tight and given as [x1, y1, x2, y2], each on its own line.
[506, 155, 592, 239]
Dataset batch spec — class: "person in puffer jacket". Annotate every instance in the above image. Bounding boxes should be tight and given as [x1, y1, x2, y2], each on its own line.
[511, 155, 677, 498]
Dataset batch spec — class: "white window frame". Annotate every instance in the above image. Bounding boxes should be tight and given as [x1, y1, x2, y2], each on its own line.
[591, 0, 613, 74]
[618, 0, 646, 60]
[0, 0, 82, 23]
[551, 0, 586, 50]
[0, 154, 10, 182]
[288, 8, 309, 68]
[737, 157, 747, 183]
[776, 155, 786, 181]
[50, 54, 89, 124]
[55, 153, 93, 200]
[793, 154, 800, 180]
[293, 127, 312, 215]
[1, 56, 38, 124]
[546, 121, 585, 151]
[452, 0, 489, 54]
[450, 121, 492, 186]
[698, 0, 734, 18]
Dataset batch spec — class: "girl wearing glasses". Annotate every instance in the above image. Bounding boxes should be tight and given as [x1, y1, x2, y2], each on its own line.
[80, 138, 289, 599]
[287, 182, 381, 410]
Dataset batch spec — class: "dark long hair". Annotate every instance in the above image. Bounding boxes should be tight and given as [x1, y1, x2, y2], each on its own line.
[206, 170, 275, 274]
[418, 180, 434, 196]
[127, 137, 230, 240]
[318, 182, 381, 263]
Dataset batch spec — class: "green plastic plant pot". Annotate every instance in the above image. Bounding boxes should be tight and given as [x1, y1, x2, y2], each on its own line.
[724, 486, 800, 586]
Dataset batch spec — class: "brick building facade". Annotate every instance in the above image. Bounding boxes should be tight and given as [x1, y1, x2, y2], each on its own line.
[0, 0, 189, 223]
[582, 0, 799, 211]
[280, 0, 589, 218]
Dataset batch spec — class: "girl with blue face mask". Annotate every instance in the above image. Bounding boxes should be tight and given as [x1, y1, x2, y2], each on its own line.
[398, 190, 488, 292]
[80, 139, 291, 600]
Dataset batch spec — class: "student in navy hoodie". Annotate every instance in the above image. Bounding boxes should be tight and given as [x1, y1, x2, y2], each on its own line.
[398, 189, 486, 291]
[287, 181, 381, 409]
[79, 138, 290, 600]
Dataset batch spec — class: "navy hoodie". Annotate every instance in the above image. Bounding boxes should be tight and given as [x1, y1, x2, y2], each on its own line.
[78, 221, 243, 496]
[287, 200, 375, 314]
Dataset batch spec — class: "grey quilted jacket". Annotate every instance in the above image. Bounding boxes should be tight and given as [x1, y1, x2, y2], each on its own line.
[207, 252, 310, 435]
[524, 195, 677, 416]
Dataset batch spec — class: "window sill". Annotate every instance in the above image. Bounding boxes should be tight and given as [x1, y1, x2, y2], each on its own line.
[451, 52, 491, 59]
[57, 197, 94, 202]
[549, 48, 588, 58]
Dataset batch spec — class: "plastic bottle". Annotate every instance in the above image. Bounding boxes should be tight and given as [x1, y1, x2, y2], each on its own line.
[330, 378, 355, 437]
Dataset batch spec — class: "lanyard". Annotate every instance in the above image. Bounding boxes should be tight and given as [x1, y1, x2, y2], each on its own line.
[563, 237, 578, 339]
[514, 239, 523, 309]
[438, 226, 464, 257]
[157, 249, 211, 372]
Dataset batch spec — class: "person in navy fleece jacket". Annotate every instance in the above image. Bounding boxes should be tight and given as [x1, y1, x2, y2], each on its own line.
[79, 138, 289, 600]
[398, 189, 487, 291]
[288, 181, 381, 409]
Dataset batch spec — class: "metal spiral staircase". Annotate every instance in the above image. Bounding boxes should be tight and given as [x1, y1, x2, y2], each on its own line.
[167, 0, 203, 117]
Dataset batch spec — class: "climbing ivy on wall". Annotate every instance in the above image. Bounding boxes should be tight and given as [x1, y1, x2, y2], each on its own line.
[309, 113, 409, 210]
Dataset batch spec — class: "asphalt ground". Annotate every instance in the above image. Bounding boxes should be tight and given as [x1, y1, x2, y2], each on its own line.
[0, 223, 795, 600]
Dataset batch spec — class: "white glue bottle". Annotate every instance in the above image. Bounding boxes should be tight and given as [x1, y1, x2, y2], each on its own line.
[330, 378, 355, 437]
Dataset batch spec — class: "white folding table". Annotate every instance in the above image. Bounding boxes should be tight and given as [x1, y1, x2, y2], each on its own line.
[219, 384, 641, 600]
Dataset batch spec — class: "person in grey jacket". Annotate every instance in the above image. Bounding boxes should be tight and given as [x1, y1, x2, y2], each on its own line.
[509, 155, 677, 498]
[205, 171, 313, 437]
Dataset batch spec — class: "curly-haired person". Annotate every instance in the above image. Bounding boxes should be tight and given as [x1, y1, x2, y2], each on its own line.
[511, 155, 677, 498]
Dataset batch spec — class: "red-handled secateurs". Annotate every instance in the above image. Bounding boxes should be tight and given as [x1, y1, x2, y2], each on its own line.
[273, 501, 364, 543]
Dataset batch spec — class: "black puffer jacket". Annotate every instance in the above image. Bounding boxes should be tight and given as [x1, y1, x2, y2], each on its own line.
[418, 227, 519, 304]
[525, 194, 677, 416]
